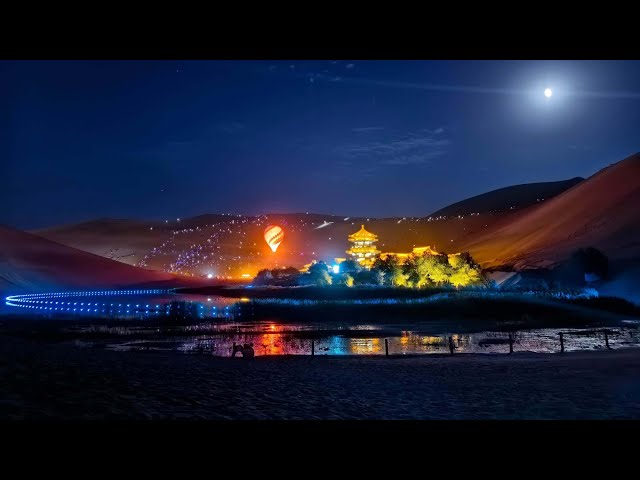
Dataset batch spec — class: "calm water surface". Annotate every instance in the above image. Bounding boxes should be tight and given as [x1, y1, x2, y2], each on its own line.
[5, 289, 640, 356]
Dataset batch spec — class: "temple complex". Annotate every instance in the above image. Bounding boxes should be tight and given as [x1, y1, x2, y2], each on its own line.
[345, 225, 381, 269]
[339, 225, 456, 269]
[379, 245, 442, 262]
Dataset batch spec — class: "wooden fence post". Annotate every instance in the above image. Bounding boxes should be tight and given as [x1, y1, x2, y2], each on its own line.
[311, 340, 315, 356]
[559, 333, 564, 353]
[508, 333, 514, 354]
[604, 331, 610, 350]
[449, 336, 454, 355]
[385, 338, 389, 358]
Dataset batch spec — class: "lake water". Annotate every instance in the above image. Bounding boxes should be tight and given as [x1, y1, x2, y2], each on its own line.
[5, 288, 640, 356]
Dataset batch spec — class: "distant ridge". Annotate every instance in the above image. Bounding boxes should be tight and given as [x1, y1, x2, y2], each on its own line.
[459, 153, 640, 268]
[0, 225, 175, 292]
[429, 177, 584, 217]
[31, 153, 640, 276]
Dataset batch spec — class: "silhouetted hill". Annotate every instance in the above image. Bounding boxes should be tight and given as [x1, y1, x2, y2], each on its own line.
[429, 177, 583, 217]
[459, 153, 640, 269]
[32, 153, 640, 277]
[0, 225, 175, 292]
[35, 218, 166, 265]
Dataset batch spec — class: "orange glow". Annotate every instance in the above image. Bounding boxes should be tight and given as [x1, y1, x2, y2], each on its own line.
[264, 225, 284, 253]
[258, 333, 284, 355]
[349, 338, 382, 355]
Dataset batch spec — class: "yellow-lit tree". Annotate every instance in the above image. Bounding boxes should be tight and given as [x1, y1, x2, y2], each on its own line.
[448, 252, 483, 287]
[371, 251, 483, 288]
[422, 254, 453, 285]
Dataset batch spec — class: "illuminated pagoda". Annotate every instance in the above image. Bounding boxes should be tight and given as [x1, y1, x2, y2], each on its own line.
[345, 225, 381, 269]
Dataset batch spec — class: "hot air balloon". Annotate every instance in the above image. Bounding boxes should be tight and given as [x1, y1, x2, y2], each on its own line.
[264, 225, 284, 253]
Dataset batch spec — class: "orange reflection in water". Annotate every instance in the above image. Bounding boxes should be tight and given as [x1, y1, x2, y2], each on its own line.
[349, 338, 382, 355]
[257, 333, 284, 355]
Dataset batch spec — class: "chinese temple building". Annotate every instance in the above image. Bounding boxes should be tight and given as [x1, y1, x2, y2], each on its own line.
[410, 246, 441, 256]
[333, 225, 458, 270]
[345, 225, 381, 269]
[379, 245, 442, 262]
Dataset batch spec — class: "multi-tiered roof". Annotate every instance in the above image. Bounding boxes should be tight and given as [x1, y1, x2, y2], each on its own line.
[347, 225, 378, 243]
[346, 225, 381, 269]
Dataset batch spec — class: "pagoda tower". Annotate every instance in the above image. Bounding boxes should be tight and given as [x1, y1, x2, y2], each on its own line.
[346, 225, 381, 269]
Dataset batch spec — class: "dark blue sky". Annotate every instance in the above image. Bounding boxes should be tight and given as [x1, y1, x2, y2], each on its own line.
[2, 60, 639, 229]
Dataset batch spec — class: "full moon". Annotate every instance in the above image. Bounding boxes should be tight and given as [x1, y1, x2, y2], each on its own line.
[544, 88, 553, 98]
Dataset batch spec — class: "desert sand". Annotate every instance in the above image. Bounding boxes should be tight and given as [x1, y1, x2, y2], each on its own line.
[459, 153, 640, 268]
[33, 154, 640, 276]
[2, 336, 638, 419]
[0, 225, 176, 292]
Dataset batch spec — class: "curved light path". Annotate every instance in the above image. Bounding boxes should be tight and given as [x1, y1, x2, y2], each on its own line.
[4, 288, 234, 319]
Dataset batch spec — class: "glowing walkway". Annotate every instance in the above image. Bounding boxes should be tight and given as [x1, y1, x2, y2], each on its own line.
[5, 288, 235, 319]
[5, 289, 173, 316]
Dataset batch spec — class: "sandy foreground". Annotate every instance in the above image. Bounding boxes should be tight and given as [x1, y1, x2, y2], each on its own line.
[1, 337, 639, 419]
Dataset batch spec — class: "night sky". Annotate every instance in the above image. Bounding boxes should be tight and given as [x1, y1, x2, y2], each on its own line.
[2, 60, 639, 229]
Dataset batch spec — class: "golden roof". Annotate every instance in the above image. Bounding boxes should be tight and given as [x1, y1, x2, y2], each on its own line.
[412, 246, 440, 256]
[346, 246, 381, 255]
[348, 225, 378, 242]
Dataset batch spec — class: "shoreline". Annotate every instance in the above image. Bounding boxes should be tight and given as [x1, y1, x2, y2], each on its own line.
[2, 336, 639, 419]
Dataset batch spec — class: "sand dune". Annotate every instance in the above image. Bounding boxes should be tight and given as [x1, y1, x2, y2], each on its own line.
[35, 212, 519, 276]
[34, 218, 165, 267]
[0, 225, 176, 292]
[31, 153, 640, 275]
[430, 177, 583, 217]
[460, 153, 640, 268]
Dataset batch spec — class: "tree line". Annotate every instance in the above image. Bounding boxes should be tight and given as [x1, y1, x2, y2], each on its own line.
[254, 251, 485, 288]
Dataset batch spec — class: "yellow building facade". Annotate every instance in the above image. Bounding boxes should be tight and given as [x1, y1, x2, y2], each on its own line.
[345, 225, 381, 269]
[339, 225, 458, 269]
[380, 245, 445, 263]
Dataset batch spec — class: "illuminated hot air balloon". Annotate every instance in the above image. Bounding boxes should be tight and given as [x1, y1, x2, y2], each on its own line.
[264, 225, 284, 253]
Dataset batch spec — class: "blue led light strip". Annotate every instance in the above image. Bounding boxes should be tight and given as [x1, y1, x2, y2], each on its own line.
[5, 289, 170, 315]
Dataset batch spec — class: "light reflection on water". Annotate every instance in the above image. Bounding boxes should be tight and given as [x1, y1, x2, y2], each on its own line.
[6, 290, 640, 357]
[79, 324, 640, 357]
